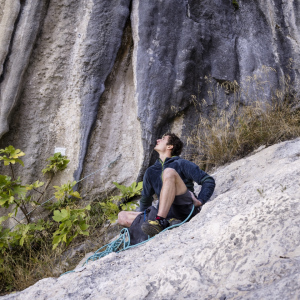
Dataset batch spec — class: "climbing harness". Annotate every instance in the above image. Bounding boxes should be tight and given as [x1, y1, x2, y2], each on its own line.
[61, 205, 195, 276]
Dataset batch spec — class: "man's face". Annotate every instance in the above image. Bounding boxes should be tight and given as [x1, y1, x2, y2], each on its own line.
[154, 135, 172, 153]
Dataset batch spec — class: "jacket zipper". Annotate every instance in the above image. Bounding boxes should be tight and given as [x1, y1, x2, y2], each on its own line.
[160, 158, 165, 182]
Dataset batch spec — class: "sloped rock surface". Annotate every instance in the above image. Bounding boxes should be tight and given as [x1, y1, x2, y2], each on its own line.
[3, 138, 300, 299]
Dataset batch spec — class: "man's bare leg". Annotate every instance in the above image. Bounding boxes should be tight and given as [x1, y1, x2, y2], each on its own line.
[157, 168, 189, 218]
[118, 211, 141, 227]
[118, 168, 202, 228]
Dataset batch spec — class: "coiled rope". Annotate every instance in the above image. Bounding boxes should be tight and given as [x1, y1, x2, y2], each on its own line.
[61, 205, 194, 276]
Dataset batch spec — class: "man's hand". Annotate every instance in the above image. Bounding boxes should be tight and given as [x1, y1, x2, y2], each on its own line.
[189, 191, 203, 207]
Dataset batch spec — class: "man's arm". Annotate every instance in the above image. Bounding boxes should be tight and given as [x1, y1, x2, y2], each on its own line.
[139, 169, 155, 211]
[181, 160, 215, 204]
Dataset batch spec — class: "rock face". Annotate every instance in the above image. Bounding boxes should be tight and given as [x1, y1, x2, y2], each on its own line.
[0, 0, 299, 196]
[2, 138, 300, 299]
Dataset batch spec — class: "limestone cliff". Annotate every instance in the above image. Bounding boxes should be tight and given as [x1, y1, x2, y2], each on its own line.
[2, 139, 300, 299]
[0, 0, 299, 197]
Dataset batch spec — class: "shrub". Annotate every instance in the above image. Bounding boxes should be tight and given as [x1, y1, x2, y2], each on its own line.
[0, 149, 89, 294]
[0, 147, 142, 294]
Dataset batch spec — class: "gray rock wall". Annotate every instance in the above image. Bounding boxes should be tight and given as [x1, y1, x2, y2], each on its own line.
[0, 0, 299, 197]
[0, 0, 20, 76]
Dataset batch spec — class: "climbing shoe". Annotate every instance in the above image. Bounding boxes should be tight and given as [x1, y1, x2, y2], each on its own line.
[141, 217, 169, 237]
[168, 218, 182, 226]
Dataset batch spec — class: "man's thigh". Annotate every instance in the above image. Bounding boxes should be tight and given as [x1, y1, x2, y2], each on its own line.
[163, 168, 187, 196]
[118, 210, 141, 227]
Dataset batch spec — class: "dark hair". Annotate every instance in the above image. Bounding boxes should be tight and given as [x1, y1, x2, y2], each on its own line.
[163, 132, 184, 156]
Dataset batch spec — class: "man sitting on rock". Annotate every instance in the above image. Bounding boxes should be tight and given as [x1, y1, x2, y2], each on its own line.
[118, 132, 215, 237]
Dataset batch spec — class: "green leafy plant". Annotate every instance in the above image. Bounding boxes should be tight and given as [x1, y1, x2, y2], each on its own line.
[54, 181, 81, 201]
[52, 205, 90, 249]
[0, 146, 28, 219]
[0, 148, 84, 246]
[0, 146, 25, 166]
[112, 181, 143, 201]
[0, 148, 82, 249]
[42, 152, 70, 174]
[46, 181, 81, 211]
[0, 175, 26, 208]
[99, 200, 120, 223]
[0, 147, 91, 293]
[25, 180, 44, 191]
[98, 181, 142, 223]
[9, 222, 45, 247]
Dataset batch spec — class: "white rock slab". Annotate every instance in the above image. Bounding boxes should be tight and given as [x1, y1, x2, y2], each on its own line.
[2, 138, 300, 299]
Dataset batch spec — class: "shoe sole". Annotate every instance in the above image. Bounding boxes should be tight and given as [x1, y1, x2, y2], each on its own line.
[141, 223, 162, 237]
[169, 220, 182, 226]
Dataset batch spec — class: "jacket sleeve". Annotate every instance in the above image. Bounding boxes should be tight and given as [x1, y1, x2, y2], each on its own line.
[181, 160, 215, 204]
[139, 169, 155, 211]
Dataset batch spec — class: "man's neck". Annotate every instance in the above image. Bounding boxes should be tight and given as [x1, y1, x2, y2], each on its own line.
[159, 153, 172, 163]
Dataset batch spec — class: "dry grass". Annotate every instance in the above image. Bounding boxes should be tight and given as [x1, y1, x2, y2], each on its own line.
[187, 66, 300, 171]
[188, 101, 300, 171]
[0, 241, 63, 294]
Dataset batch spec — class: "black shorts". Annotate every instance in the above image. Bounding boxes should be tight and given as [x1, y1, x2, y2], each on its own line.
[166, 190, 201, 221]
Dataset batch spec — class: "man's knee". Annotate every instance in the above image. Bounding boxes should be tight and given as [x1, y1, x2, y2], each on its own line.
[118, 210, 139, 227]
[163, 168, 178, 181]
[118, 211, 127, 226]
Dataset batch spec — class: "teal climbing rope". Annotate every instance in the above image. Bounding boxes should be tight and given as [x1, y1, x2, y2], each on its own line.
[60, 205, 195, 276]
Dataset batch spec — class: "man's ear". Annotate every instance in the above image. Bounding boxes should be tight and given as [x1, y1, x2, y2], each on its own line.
[167, 145, 173, 150]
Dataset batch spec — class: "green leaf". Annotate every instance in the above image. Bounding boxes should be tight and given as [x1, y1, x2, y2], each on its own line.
[70, 191, 81, 199]
[43, 153, 70, 174]
[136, 181, 143, 190]
[53, 209, 69, 222]
[26, 180, 44, 191]
[0, 213, 13, 225]
[52, 235, 61, 244]
[64, 220, 72, 228]
[15, 158, 24, 167]
[79, 222, 89, 231]
[0, 199, 7, 206]
[52, 235, 62, 249]
[0, 146, 25, 166]
[113, 182, 128, 194]
[62, 234, 67, 243]
[19, 236, 25, 246]
[120, 201, 138, 211]
[13, 185, 27, 198]
[0, 174, 11, 185]
[31, 224, 44, 231]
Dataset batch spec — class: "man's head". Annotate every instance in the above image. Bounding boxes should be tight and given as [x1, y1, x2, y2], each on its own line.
[154, 132, 183, 156]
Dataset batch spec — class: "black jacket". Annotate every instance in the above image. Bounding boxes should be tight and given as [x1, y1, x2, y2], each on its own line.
[140, 156, 215, 211]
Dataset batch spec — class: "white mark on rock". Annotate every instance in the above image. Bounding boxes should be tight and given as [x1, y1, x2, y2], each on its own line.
[147, 48, 154, 55]
[55, 147, 66, 155]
